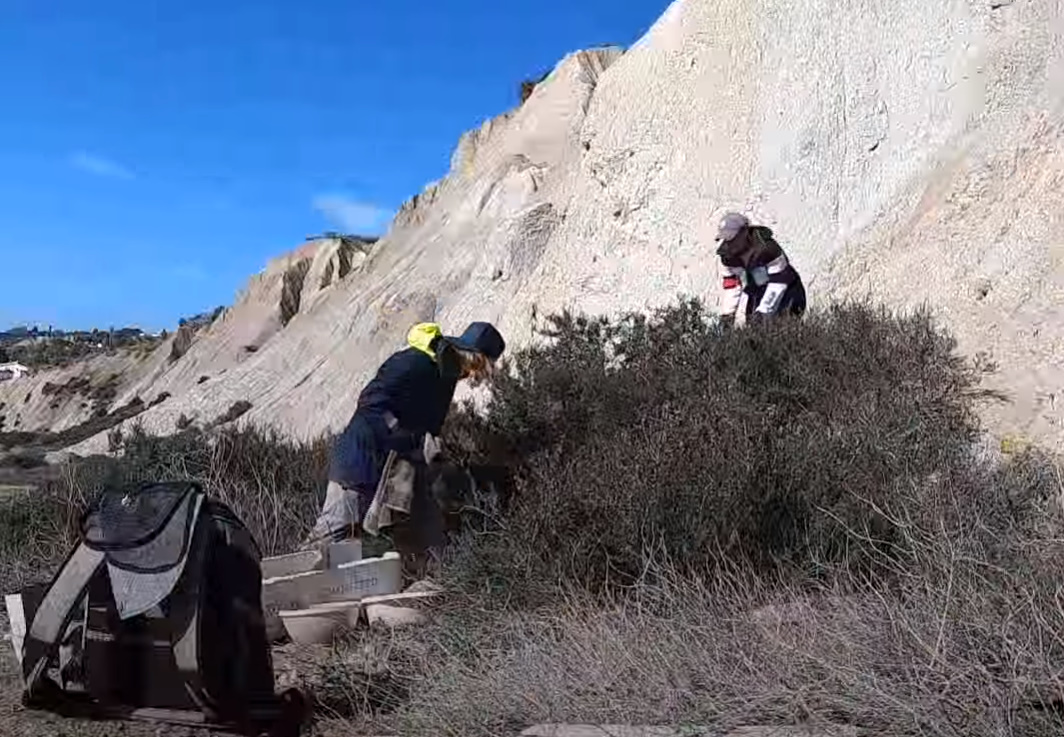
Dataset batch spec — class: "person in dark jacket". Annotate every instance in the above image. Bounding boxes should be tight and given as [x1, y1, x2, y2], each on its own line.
[302, 321, 506, 550]
[714, 212, 806, 325]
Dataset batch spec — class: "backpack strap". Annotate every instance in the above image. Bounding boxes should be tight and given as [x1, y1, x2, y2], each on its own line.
[165, 501, 215, 717]
[172, 594, 201, 679]
[22, 543, 105, 697]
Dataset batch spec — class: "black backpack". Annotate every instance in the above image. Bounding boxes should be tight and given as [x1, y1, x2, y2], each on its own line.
[18, 481, 307, 736]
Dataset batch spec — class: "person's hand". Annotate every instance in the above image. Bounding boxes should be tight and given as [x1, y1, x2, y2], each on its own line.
[423, 434, 444, 464]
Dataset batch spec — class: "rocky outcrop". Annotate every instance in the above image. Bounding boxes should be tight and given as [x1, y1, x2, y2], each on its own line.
[15, 0, 1063, 454]
[280, 259, 312, 327]
[168, 323, 197, 363]
[304, 236, 375, 304]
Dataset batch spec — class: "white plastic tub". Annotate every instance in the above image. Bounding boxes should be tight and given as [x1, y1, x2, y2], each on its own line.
[261, 549, 323, 580]
[278, 605, 350, 645]
[4, 593, 25, 665]
[262, 552, 402, 641]
[325, 539, 362, 568]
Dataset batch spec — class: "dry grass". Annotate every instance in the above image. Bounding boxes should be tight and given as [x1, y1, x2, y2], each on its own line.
[385, 456, 1064, 737]
[0, 424, 331, 597]
[279, 490, 1064, 737]
[0, 465, 82, 595]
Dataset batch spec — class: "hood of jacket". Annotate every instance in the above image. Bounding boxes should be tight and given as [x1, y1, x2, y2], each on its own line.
[406, 322, 442, 361]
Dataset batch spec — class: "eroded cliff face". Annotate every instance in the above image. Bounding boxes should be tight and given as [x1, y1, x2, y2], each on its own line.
[19, 0, 1063, 455]
[0, 236, 374, 438]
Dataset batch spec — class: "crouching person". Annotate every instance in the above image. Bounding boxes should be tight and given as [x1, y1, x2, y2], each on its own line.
[302, 321, 505, 579]
[714, 212, 807, 326]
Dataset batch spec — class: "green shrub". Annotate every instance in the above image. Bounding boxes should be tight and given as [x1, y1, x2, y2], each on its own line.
[414, 301, 1064, 735]
[0, 449, 46, 470]
[442, 300, 1006, 601]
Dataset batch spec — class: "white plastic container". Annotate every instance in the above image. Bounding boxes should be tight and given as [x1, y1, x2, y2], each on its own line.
[262, 552, 402, 641]
[365, 604, 426, 628]
[261, 549, 323, 580]
[325, 539, 362, 568]
[4, 593, 25, 665]
[328, 552, 402, 600]
[279, 604, 350, 645]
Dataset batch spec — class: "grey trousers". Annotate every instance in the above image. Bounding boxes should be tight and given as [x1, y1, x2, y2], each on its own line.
[303, 480, 363, 547]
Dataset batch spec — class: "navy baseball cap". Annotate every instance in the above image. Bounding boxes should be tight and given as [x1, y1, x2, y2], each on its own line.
[446, 322, 506, 361]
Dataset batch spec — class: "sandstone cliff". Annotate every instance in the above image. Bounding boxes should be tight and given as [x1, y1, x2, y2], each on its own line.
[4, 0, 1061, 454]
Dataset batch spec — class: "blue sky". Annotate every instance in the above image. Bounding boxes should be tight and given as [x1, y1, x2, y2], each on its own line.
[0, 0, 666, 332]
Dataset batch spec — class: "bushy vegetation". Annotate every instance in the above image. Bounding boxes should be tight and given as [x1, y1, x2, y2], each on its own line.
[418, 301, 1064, 735]
[442, 301, 1013, 600]
[8, 339, 96, 368]
[0, 425, 329, 594]
[3, 301, 1062, 737]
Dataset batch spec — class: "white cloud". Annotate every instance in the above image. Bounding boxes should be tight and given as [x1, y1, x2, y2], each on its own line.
[69, 151, 135, 180]
[313, 194, 391, 234]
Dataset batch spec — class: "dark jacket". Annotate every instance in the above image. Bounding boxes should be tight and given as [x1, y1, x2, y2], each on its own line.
[716, 226, 803, 318]
[355, 346, 459, 439]
[329, 324, 460, 490]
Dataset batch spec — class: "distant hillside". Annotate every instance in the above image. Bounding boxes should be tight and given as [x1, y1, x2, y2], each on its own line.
[0, 328, 162, 369]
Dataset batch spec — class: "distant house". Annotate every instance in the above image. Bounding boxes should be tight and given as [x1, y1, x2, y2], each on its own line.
[0, 362, 30, 382]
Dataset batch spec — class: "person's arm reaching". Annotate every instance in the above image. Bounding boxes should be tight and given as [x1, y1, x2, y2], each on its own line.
[719, 264, 744, 324]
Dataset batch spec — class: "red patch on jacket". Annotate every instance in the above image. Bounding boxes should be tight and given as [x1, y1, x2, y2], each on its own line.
[722, 276, 741, 290]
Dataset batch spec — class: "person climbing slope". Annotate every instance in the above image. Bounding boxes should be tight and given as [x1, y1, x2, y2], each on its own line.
[302, 321, 505, 571]
[714, 212, 807, 325]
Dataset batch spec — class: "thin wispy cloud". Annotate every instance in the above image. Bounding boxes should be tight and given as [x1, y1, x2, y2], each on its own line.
[313, 194, 391, 234]
[69, 151, 135, 180]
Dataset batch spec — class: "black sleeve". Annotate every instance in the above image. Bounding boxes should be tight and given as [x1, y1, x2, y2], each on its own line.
[751, 230, 797, 286]
[426, 374, 459, 437]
